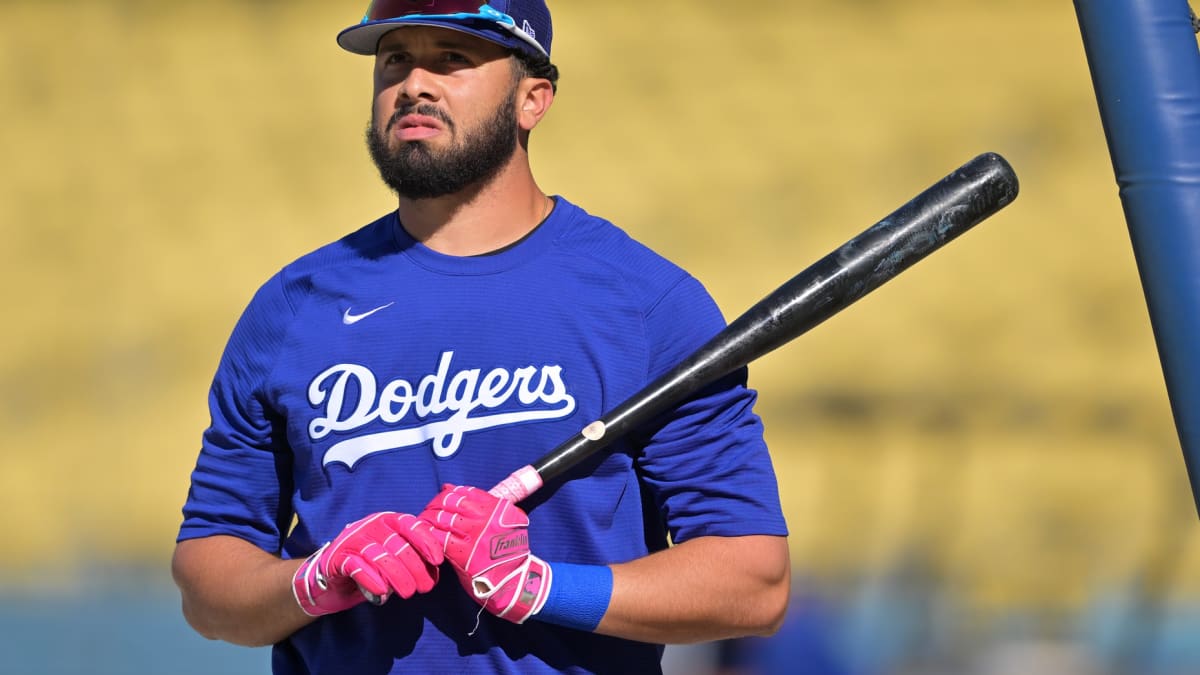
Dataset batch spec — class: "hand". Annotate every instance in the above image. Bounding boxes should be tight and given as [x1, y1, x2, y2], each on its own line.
[291, 512, 444, 617]
[420, 485, 552, 624]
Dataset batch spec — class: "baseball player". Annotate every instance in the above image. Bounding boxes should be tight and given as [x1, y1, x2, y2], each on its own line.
[172, 2, 791, 673]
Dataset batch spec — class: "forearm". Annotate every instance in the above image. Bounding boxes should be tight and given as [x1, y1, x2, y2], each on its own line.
[172, 535, 313, 647]
[592, 535, 791, 644]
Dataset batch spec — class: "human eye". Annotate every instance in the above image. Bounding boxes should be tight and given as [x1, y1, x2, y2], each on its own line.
[380, 50, 411, 67]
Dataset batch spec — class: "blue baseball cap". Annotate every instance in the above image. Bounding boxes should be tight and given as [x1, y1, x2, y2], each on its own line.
[338, 1, 553, 59]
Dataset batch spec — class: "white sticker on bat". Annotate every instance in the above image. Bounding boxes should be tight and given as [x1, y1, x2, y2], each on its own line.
[582, 420, 606, 441]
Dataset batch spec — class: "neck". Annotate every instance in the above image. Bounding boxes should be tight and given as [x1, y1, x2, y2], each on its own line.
[395, 154, 551, 257]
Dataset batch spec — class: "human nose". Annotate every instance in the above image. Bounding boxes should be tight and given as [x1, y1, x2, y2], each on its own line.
[396, 65, 440, 104]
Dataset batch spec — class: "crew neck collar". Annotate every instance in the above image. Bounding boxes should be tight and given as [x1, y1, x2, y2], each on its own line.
[391, 197, 563, 275]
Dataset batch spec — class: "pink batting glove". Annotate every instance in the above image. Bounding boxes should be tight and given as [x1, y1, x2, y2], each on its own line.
[291, 512, 444, 617]
[420, 485, 552, 624]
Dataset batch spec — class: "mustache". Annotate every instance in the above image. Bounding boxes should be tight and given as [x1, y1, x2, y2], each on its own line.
[385, 104, 454, 133]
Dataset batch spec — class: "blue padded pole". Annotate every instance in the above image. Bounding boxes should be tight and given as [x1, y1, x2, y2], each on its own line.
[1074, 0, 1200, 514]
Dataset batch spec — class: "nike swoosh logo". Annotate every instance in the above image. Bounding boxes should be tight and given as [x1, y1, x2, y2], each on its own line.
[342, 302, 394, 325]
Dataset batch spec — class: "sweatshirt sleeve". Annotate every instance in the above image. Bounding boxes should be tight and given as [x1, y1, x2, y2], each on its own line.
[634, 274, 789, 543]
[176, 272, 296, 553]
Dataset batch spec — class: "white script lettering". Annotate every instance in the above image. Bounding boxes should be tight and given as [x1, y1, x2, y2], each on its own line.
[308, 351, 576, 468]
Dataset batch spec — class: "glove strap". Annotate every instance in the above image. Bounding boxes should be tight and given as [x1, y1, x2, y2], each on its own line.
[292, 543, 331, 617]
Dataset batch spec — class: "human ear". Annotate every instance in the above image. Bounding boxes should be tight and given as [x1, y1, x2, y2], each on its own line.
[517, 77, 554, 132]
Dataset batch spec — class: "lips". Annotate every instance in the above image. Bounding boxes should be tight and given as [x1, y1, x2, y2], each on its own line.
[394, 113, 444, 141]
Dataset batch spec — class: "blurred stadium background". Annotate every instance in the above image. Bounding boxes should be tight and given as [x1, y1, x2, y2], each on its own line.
[3, 1, 1200, 673]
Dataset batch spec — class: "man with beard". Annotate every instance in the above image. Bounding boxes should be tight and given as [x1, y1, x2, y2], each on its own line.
[172, 2, 791, 673]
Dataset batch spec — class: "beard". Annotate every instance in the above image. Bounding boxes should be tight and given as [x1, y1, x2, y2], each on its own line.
[366, 89, 520, 200]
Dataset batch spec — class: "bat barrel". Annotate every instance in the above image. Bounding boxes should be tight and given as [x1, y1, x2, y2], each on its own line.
[529, 153, 1019, 488]
[726, 151, 1019, 363]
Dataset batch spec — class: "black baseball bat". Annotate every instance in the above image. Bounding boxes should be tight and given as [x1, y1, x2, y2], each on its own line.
[490, 152, 1020, 502]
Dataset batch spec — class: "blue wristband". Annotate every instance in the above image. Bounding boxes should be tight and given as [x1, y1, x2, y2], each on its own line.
[535, 563, 613, 632]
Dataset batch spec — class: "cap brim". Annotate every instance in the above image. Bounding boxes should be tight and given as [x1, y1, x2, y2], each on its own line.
[337, 18, 525, 56]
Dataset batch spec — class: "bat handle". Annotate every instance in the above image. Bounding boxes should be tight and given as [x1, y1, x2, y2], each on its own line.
[488, 464, 544, 503]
